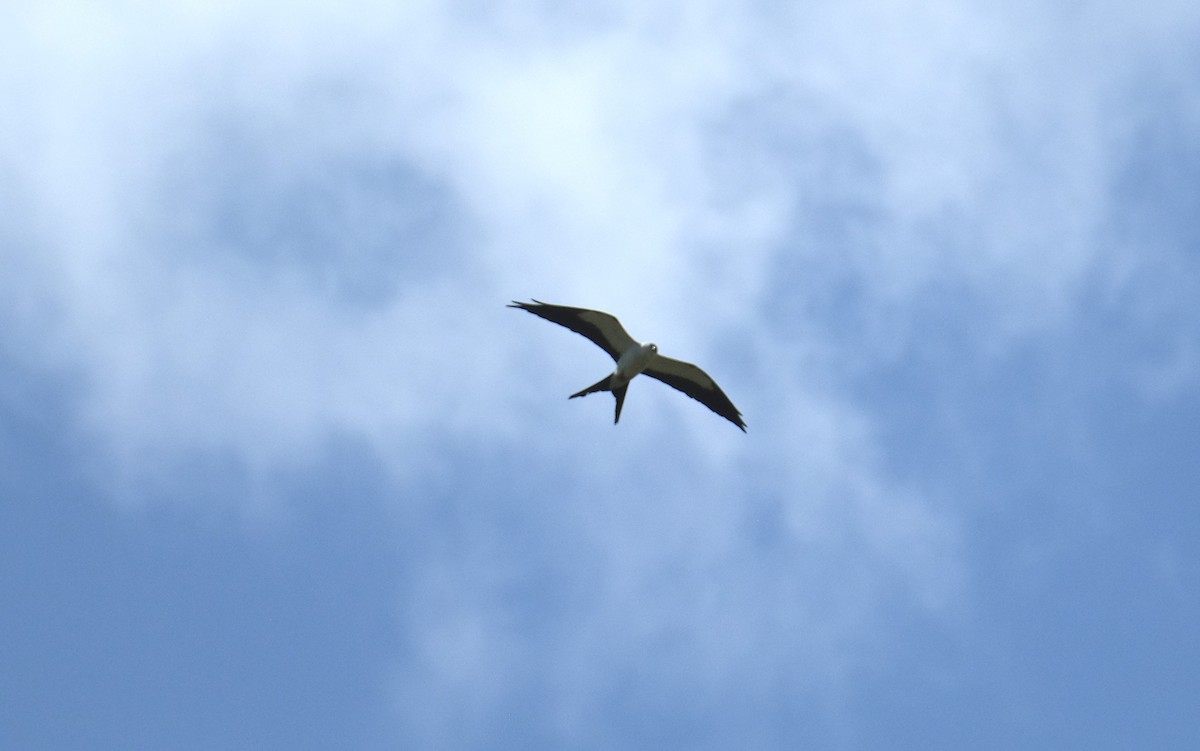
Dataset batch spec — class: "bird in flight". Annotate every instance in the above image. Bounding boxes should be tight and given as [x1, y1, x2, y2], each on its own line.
[509, 299, 746, 431]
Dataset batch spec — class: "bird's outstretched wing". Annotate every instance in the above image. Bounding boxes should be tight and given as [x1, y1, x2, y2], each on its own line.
[644, 356, 747, 431]
[508, 300, 636, 361]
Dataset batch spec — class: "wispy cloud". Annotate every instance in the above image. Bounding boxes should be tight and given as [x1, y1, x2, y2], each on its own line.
[4, 0, 1199, 745]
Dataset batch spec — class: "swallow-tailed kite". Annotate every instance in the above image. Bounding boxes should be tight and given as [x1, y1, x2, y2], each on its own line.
[509, 299, 746, 431]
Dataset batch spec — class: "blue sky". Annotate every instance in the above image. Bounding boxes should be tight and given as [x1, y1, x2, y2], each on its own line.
[2, 1, 1199, 748]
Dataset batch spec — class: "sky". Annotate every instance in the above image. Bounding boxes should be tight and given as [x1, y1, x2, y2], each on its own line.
[2, 1, 1199, 748]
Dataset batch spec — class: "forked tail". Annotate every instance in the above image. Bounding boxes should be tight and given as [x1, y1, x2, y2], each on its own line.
[569, 375, 629, 424]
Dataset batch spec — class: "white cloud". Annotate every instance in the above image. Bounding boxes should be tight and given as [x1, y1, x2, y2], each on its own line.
[4, 1, 1200, 742]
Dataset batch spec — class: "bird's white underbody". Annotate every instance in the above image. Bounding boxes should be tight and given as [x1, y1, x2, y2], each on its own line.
[613, 342, 658, 386]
